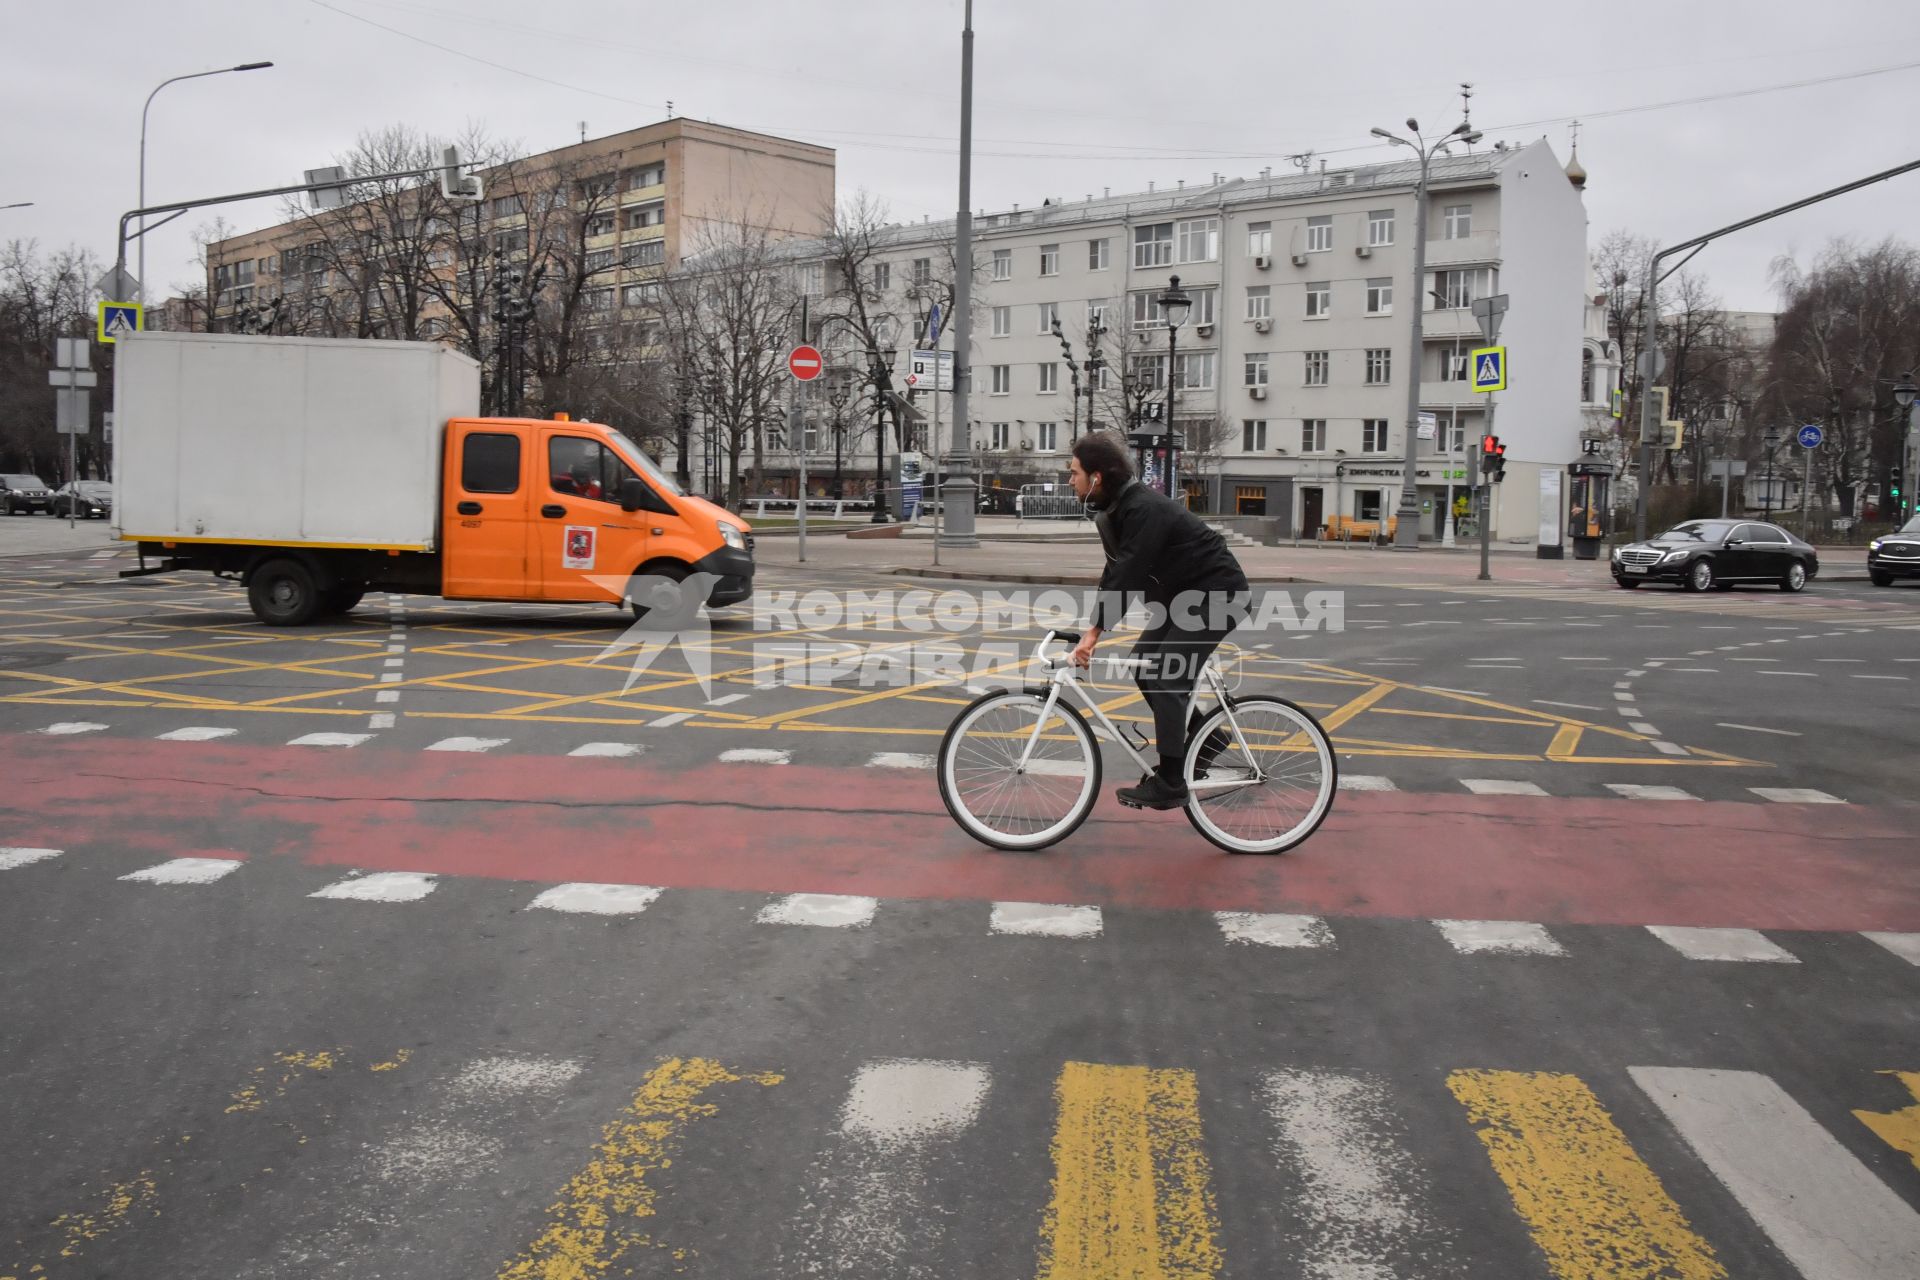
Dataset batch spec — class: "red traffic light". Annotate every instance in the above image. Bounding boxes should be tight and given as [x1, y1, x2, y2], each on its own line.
[1481, 433, 1498, 454]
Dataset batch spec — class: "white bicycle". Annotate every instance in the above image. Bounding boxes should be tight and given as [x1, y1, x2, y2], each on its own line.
[936, 630, 1338, 854]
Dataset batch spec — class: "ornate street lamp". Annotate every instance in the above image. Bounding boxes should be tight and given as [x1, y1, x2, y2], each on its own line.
[1156, 274, 1192, 497]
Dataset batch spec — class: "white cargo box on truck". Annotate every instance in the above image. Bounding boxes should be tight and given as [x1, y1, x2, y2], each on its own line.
[114, 331, 479, 551]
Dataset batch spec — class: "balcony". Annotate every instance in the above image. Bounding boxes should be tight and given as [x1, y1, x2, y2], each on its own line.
[1424, 231, 1500, 268]
[1420, 309, 1483, 341]
[1419, 381, 1490, 413]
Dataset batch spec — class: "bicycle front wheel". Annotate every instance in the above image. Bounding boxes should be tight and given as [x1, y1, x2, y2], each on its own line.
[1183, 696, 1337, 854]
[937, 690, 1101, 851]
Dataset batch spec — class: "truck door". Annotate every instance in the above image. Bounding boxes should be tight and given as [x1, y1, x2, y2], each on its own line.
[537, 431, 650, 601]
[441, 424, 531, 599]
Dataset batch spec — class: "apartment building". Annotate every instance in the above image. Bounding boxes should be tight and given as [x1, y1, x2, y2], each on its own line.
[764, 139, 1589, 541]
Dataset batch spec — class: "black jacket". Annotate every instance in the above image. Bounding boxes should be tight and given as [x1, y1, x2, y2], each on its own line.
[1090, 480, 1249, 631]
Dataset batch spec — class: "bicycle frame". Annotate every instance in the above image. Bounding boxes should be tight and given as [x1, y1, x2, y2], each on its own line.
[1012, 633, 1267, 795]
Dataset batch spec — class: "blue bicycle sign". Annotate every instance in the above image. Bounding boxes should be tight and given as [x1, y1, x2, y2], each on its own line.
[1796, 424, 1825, 449]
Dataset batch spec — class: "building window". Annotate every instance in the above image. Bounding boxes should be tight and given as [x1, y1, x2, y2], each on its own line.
[1039, 243, 1059, 276]
[1190, 288, 1216, 327]
[1037, 422, 1059, 452]
[1130, 353, 1167, 391]
[492, 229, 529, 256]
[1245, 352, 1270, 387]
[1039, 363, 1060, 393]
[991, 422, 1011, 450]
[1305, 282, 1331, 319]
[1582, 348, 1596, 403]
[992, 248, 1012, 281]
[912, 257, 932, 285]
[1366, 278, 1393, 315]
[1038, 301, 1060, 333]
[1363, 419, 1390, 453]
[1246, 285, 1271, 321]
[585, 213, 615, 239]
[1241, 420, 1267, 452]
[622, 240, 666, 268]
[1133, 223, 1173, 268]
[871, 262, 891, 293]
[797, 263, 824, 295]
[1175, 352, 1215, 390]
[991, 306, 1011, 337]
[1088, 238, 1110, 270]
[1368, 210, 1395, 247]
[627, 162, 665, 190]
[585, 248, 616, 273]
[1365, 349, 1392, 385]
[1306, 215, 1333, 253]
[1443, 204, 1473, 239]
[1301, 419, 1327, 452]
[1087, 300, 1109, 330]
[991, 365, 1011, 395]
[1176, 217, 1220, 264]
[1304, 351, 1329, 386]
[1439, 349, 1469, 381]
[582, 288, 614, 313]
[1247, 222, 1272, 258]
[625, 202, 665, 230]
[491, 194, 523, 219]
[1235, 485, 1268, 516]
[1357, 490, 1382, 520]
[1434, 267, 1494, 309]
[621, 282, 660, 308]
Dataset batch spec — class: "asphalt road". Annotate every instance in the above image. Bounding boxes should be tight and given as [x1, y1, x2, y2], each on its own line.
[4, 543, 1918, 1279]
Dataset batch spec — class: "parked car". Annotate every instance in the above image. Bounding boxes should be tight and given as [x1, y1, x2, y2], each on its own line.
[50, 480, 113, 520]
[1611, 518, 1819, 592]
[1, 473, 55, 515]
[1868, 514, 1920, 586]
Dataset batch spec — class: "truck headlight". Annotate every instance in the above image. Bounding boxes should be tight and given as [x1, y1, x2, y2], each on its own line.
[719, 522, 746, 551]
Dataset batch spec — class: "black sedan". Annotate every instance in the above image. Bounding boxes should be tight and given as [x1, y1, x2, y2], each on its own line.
[50, 480, 113, 520]
[1612, 519, 1819, 592]
[1868, 514, 1920, 586]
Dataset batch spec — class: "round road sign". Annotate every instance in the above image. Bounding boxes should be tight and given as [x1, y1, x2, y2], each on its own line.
[1796, 424, 1825, 449]
[787, 345, 824, 381]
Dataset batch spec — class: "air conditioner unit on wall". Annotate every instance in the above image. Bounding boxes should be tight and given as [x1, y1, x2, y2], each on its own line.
[1248, 386, 1267, 400]
[1355, 244, 1371, 258]
[1196, 323, 1214, 338]
[1254, 254, 1272, 271]
[1253, 318, 1272, 334]
[1290, 252, 1308, 267]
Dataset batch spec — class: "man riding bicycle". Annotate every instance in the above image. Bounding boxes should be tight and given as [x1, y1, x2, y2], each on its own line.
[1067, 432, 1251, 810]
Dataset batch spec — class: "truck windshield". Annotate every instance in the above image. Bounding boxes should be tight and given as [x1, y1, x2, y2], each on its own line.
[608, 431, 683, 497]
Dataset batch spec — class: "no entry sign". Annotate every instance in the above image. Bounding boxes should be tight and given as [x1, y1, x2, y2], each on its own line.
[788, 345, 824, 381]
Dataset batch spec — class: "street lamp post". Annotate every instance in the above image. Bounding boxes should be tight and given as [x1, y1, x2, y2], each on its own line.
[870, 346, 897, 521]
[1157, 274, 1192, 498]
[1370, 116, 1482, 549]
[139, 62, 273, 308]
[828, 369, 852, 499]
[1763, 427, 1784, 519]
[1894, 372, 1917, 522]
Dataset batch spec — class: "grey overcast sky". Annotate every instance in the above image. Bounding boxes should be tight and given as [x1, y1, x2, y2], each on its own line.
[6, 0, 1918, 312]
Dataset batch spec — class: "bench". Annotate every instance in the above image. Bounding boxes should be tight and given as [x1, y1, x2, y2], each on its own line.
[1320, 515, 1399, 544]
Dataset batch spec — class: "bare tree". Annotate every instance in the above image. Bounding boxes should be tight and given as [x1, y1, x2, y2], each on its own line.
[0, 240, 105, 479]
[1593, 229, 1654, 459]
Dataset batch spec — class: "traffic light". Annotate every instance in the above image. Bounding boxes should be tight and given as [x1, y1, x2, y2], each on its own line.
[1480, 434, 1506, 481]
[1891, 463, 1903, 507]
[1611, 388, 1624, 420]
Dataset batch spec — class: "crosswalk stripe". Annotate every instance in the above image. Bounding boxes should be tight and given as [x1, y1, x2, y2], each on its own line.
[757, 892, 878, 927]
[1037, 1061, 1223, 1278]
[1449, 1069, 1727, 1280]
[1863, 932, 1920, 966]
[1605, 783, 1697, 801]
[425, 736, 510, 753]
[719, 747, 791, 764]
[1645, 926, 1798, 963]
[1262, 1069, 1457, 1277]
[1435, 920, 1566, 956]
[991, 901, 1103, 939]
[120, 857, 243, 885]
[794, 1059, 992, 1277]
[867, 751, 935, 769]
[1749, 787, 1846, 805]
[0, 846, 62, 870]
[37, 721, 108, 735]
[1337, 775, 1398, 792]
[568, 742, 645, 757]
[155, 726, 238, 742]
[1631, 1066, 1920, 1279]
[499, 1057, 782, 1279]
[1215, 912, 1333, 948]
[526, 883, 663, 915]
[1853, 1071, 1920, 1175]
[287, 732, 374, 748]
[310, 871, 437, 902]
[1462, 778, 1550, 797]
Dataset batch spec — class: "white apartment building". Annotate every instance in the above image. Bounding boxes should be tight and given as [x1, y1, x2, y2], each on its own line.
[765, 139, 1592, 541]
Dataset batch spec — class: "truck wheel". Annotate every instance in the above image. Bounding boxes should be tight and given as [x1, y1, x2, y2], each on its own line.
[248, 558, 323, 626]
[626, 566, 697, 629]
[324, 586, 366, 615]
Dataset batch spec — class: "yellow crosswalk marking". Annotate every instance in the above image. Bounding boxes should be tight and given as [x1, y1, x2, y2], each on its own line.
[1036, 1061, 1223, 1279]
[1854, 1070, 1920, 1172]
[1447, 1070, 1726, 1280]
[498, 1056, 782, 1280]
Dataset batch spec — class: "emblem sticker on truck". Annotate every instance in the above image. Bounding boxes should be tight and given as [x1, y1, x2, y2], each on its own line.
[563, 525, 598, 570]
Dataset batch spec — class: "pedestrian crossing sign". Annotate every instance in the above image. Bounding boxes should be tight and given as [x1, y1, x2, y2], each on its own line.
[1470, 345, 1507, 393]
[97, 301, 143, 344]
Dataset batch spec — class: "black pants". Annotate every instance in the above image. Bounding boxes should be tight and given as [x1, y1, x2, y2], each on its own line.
[1130, 593, 1247, 769]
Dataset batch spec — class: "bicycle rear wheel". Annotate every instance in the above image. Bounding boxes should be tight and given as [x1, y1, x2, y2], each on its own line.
[1182, 696, 1337, 854]
[937, 690, 1101, 851]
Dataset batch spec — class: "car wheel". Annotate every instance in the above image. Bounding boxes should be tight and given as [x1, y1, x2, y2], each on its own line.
[1870, 570, 1894, 587]
[1779, 561, 1808, 592]
[1615, 577, 1640, 589]
[247, 558, 323, 626]
[1685, 559, 1713, 593]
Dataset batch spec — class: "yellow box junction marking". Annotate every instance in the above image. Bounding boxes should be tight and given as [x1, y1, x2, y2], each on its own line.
[1036, 1061, 1223, 1279]
[1854, 1071, 1920, 1173]
[499, 1056, 782, 1280]
[226, 1048, 342, 1113]
[50, 1174, 158, 1260]
[1446, 1070, 1726, 1280]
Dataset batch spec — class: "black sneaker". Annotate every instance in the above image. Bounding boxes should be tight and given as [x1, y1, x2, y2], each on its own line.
[1117, 772, 1190, 810]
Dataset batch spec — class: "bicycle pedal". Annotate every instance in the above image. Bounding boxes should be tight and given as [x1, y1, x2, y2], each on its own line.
[1117, 797, 1145, 810]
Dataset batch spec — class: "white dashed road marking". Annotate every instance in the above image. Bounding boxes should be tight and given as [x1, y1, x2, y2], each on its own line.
[989, 901, 1103, 939]
[310, 871, 439, 903]
[120, 857, 244, 885]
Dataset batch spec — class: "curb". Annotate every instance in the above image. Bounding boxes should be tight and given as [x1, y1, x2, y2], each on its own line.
[890, 567, 1319, 587]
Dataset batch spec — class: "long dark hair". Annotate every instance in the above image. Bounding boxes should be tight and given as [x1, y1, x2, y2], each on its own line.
[1072, 431, 1133, 501]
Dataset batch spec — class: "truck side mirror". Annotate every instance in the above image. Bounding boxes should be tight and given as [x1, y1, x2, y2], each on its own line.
[619, 478, 647, 512]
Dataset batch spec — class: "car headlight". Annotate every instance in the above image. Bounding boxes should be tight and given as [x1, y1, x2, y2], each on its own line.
[1870, 538, 1884, 552]
[1660, 548, 1688, 562]
[718, 521, 746, 551]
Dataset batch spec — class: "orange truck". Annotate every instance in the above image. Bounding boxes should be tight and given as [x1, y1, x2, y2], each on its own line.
[112, 331, 753, 625]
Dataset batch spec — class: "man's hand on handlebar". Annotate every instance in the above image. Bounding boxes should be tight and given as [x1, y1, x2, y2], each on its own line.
[1068, 628, 1100, 669]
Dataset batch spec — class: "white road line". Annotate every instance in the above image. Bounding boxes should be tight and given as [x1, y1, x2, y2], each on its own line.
[989, 901, 1103, 938]
[37, 722, 108, 736]
[1461, 779, 1549, 797]
[649, 712, 696, 727]
[1651, 741, 1689, 756]
[1629, 722, 1659, 735]
[1864, 932, 1920, 966]
[425, 736, 510, 753]
[1434, 919, 1565, 956]
[706, 692, 751, 706]
[310, 871, 438, 902]
[1613, 691, 1636, 701]
[1674, 667, 1719, 673]
[1216, 912, 1334, 948]
[1533, 699, 1604, 712]
[1716, 722, 1802, 737]
[719, 747, 792, 765]
[156, 726, 237, 742]
[1629, 1066, 1920, 1280]
[1759, 670, 1818, 677]
[1605, 784, 1697, 801]
[1853, 674, 1910, 680]
[384, 657, 405, 667]
[379, 672, 403, 684]
[369, 713, 396, 729]
[568, 742, 645, 758]
[1337, 775, 1398, 792]
[287, 732, 374, 748]
[1423, 686, 1487, 697]
[1261, 1069, 1458, 1280]
[0, 847, 62, 871]
[375, 690, 400, 703]
[1646, 926, 1798, 963]
[526, 883, 664, 915]
[757, 893, 879, 928]
[120, 857, 244, 885]
[867, 752, 935, 769]
[1750, 787, 1845, 805]
[1815, 658, 1866, 663]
